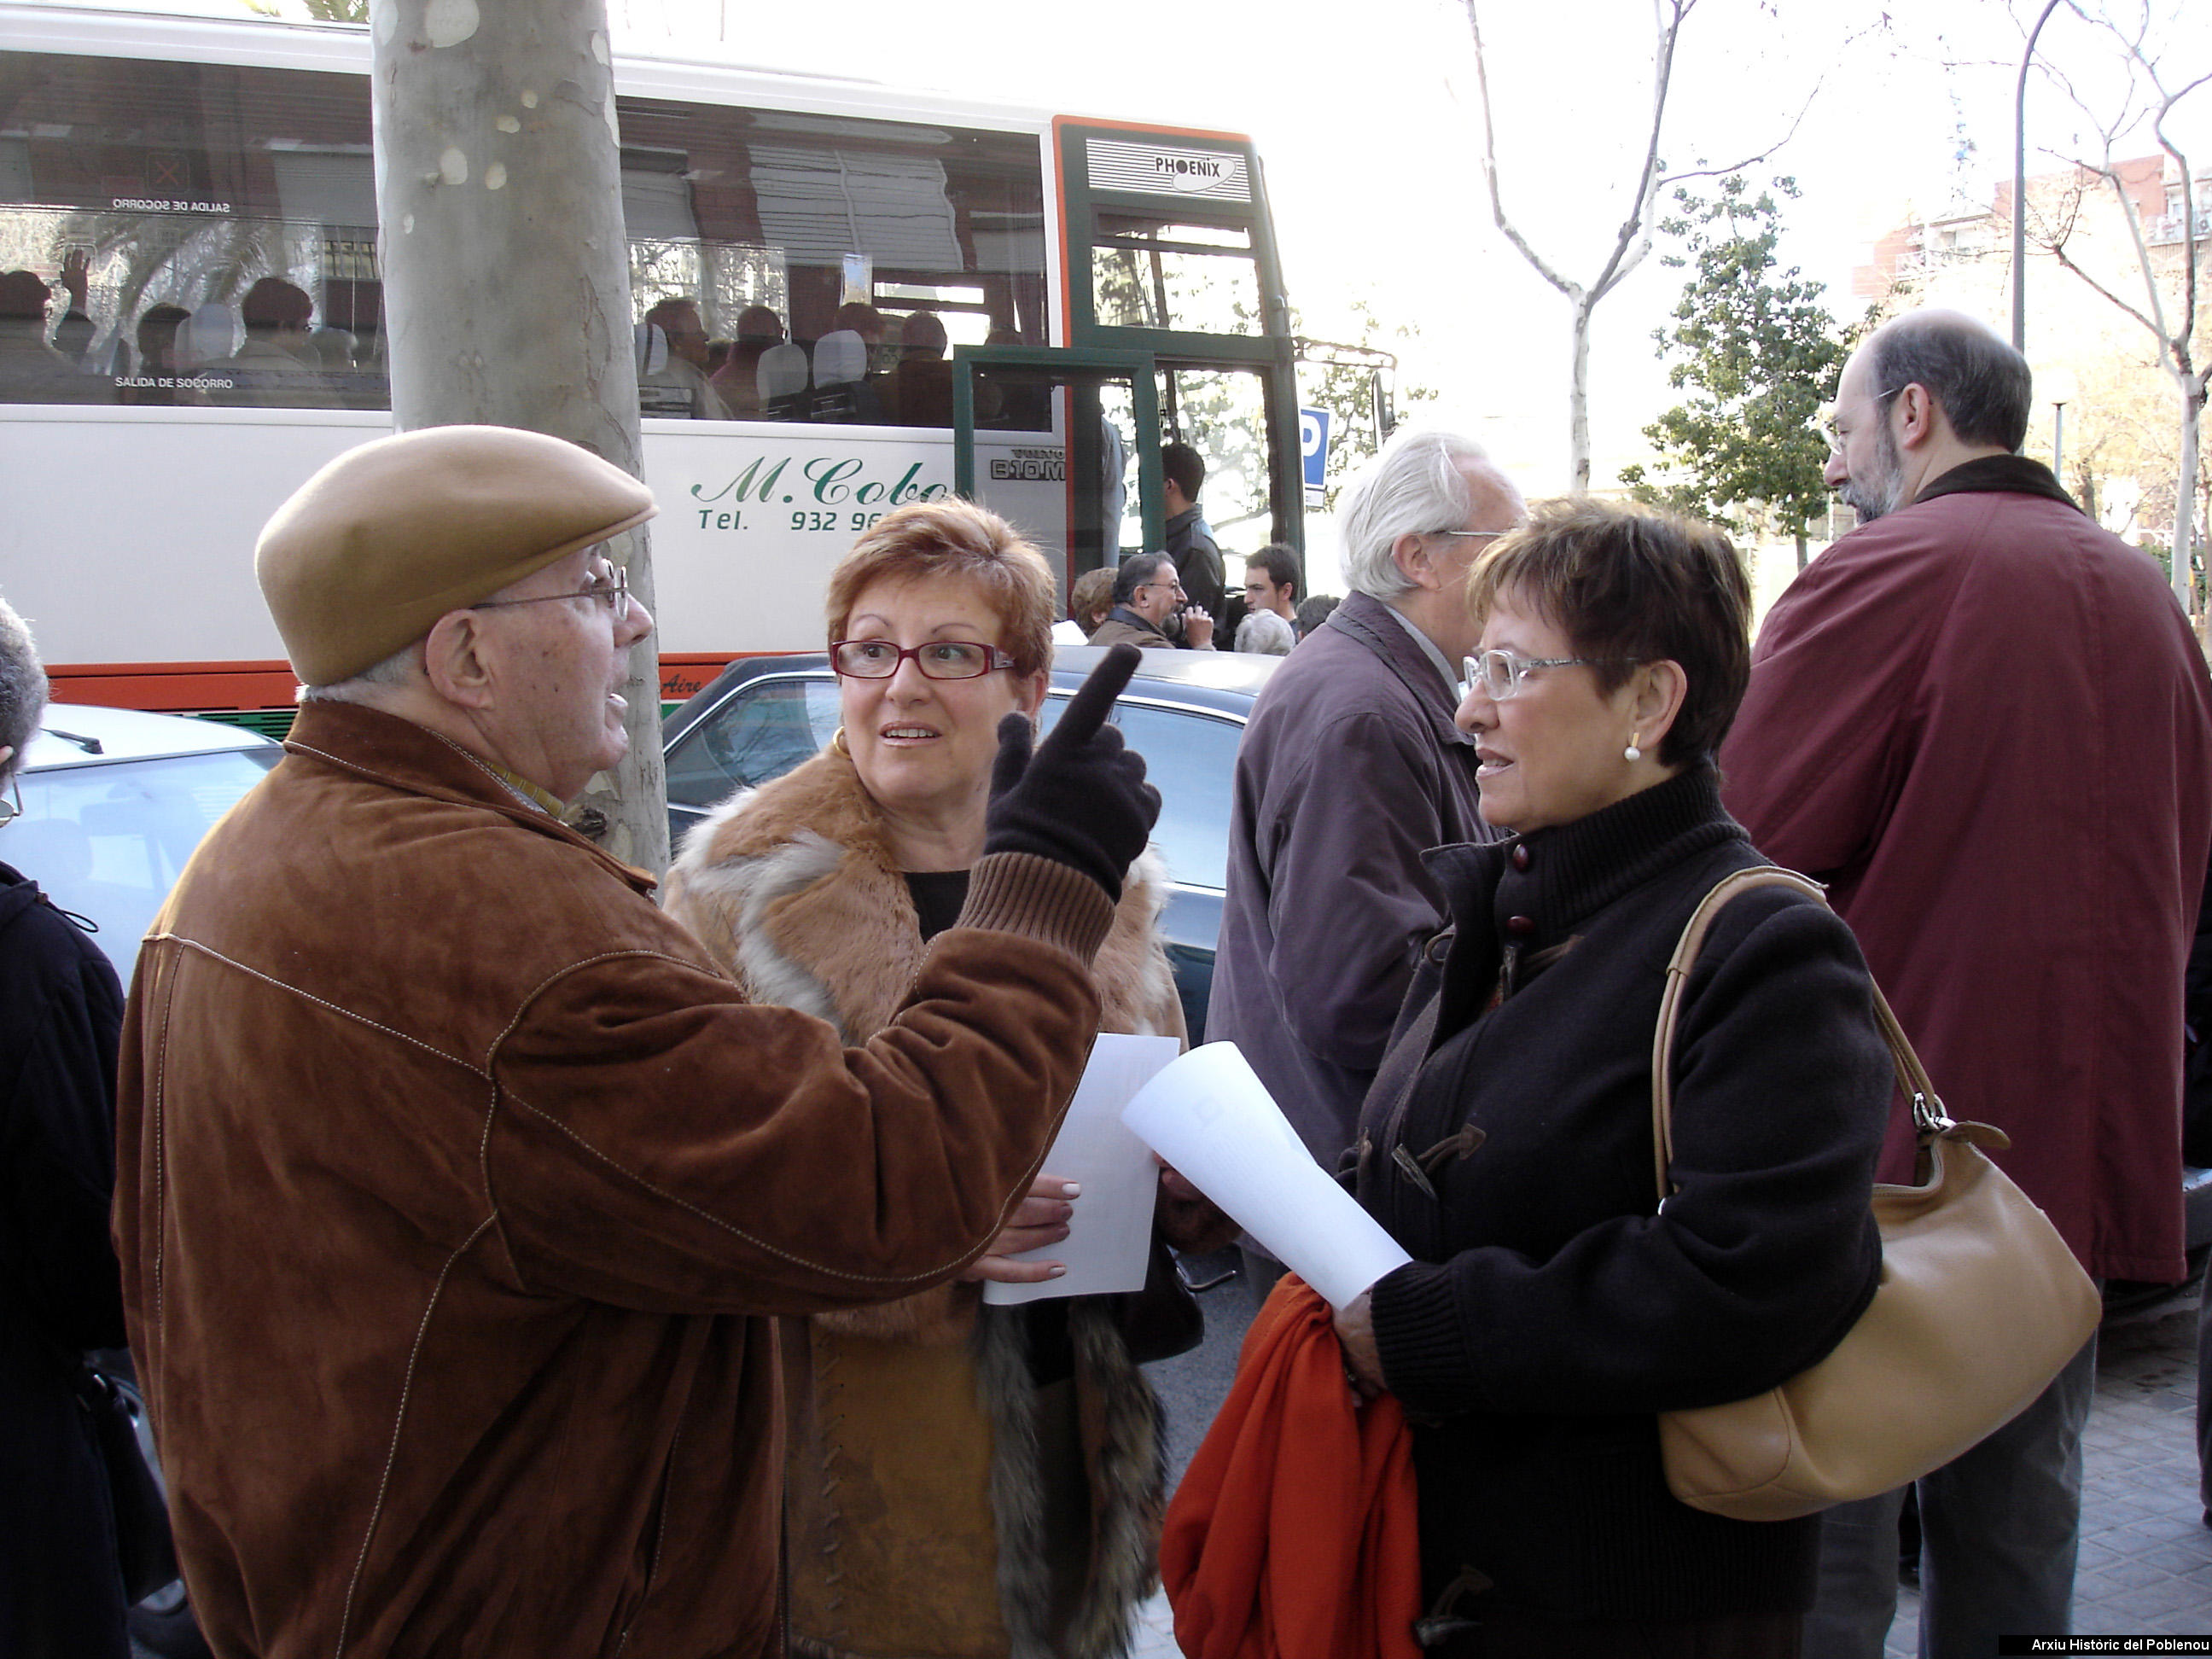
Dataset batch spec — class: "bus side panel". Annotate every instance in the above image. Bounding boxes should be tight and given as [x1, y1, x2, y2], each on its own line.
[10, 409, 1074, 709]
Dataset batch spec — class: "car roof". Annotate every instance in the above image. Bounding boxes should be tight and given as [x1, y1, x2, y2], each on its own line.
[1047, 643, 1282, 701]
[25, 703, 282, 770]
[667, 646, 1283, 742]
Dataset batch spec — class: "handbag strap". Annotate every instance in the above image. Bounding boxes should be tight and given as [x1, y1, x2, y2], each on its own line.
[1649, 864, 1948, 1203]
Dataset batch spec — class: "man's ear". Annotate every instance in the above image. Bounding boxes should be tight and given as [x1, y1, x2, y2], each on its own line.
[1894, 382, 1941, 451]
[421, 612, 497, 710]
[1391, 533, 1437, 591]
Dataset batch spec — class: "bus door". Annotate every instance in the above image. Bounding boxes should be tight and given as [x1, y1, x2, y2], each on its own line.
[1052, 120, 1305, 584]
[951, 346, 1165, 597]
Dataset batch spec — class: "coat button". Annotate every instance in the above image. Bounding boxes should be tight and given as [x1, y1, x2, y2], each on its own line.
[1511, 844, 1530, 870]
[1505, 914, 1535, 936]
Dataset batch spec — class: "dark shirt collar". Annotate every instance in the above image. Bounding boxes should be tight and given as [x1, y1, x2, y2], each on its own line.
[1912, 453, 2080, 514]
[1104, 603, 1167, 639]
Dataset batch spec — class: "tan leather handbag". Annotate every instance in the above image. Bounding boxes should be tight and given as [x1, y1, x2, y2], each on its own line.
[1650, 866, 2103, 1523]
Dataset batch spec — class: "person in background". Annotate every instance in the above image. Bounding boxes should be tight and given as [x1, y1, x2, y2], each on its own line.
[0, 270, 108, 404]
[894, 309, 953, 427]
[1089, 554, 1214, 650]
[217, 276, 335, 408]
[1161, 441, 1225, 629]
[1720, 309, 2212, 1659]
[665, 500, 1229, 1659]
[114, 423, 1161, 1657]
[708, 304, 787, 417]
[1293, 593, 1341, 639]
[1234, 544, 1299, 655]
[1051, 566, 1118, 647]
[1207, 428, 1519, 1301]
[1336, 498, 1889, 1656]
[0, 595, 133, 1659]
[639, 294, 731, 421]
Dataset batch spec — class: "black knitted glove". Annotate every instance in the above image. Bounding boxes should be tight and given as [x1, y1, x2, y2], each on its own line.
[984, 642, 1160, 901]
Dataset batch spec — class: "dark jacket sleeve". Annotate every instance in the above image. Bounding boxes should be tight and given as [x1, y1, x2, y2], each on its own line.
[1371, 895, 1888, 1418]
[1254, 705, 1463, 1079]
[0, 893, 127, 1352]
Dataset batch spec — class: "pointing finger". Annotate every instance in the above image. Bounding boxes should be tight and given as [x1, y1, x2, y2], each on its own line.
[1043, 643, 1141, 753]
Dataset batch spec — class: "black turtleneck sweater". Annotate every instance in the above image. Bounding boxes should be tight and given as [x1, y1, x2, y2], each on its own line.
[1353, 765, 1889, 1624]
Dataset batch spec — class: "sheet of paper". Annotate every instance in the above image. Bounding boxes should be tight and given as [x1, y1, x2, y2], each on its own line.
[1121, 1042, 1412, 1309]
[981, 1033, 1179, 1305]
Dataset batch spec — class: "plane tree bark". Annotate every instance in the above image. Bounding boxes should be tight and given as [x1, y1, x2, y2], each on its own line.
[371, 0, 668, 874]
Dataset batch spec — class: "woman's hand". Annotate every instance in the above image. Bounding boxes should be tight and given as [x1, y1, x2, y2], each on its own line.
[958, 1173, 1080, 1284]
[1333, 1289, 1387, 1400]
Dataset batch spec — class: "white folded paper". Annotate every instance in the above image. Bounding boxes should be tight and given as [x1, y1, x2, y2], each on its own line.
[981, 1033, 1179, 1305]
[1120, 1042, 1412, 1310]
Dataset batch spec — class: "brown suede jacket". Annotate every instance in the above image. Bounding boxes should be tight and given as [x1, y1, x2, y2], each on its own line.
[114, 701, 1114, 1659]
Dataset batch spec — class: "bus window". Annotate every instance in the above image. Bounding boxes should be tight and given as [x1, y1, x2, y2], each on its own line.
[1091, 216, 1263, 338]
[0, 49, 1049, 426]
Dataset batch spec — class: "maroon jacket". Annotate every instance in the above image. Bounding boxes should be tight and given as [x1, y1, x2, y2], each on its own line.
[1721, 457, 2212, 1281]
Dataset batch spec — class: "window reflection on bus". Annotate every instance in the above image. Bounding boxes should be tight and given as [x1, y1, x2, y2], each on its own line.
[0, 50, 1070, 428]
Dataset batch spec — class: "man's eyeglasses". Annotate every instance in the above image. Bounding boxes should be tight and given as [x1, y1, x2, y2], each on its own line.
[1143, 579, 1185, 595]
[831, 638, 1016, 680]
[1817, 387, 1901, 450]
[1463, 649, 1640, 701]
[1438, 529, 1512, 542]
[471, 565, 631, 614]
[0, 770, 20, 830]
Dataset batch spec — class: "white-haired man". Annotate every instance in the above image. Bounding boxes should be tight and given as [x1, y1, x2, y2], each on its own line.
[1207, 428, 1522, 1297]
[113, 424, 1158, 1657]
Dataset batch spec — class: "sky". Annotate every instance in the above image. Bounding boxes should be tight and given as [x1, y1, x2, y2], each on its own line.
[598, 0, 2210, 498]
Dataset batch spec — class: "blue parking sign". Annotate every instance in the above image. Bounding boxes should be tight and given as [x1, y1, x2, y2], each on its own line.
[1300, 407, 1330, 504]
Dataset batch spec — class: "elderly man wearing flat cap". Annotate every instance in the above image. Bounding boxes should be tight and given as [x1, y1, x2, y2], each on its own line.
[112, 424, 1160, 1659]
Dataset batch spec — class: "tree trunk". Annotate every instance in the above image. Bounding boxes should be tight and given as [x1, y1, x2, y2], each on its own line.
[370, 0, 668, 878]
[1795, 529, 1807, 572]
[2175, 376, 2203, 620]
[1569, 294, 1594, 492]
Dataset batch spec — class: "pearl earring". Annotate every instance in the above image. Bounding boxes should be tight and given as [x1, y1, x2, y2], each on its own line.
[1624, 732, 1642, 764]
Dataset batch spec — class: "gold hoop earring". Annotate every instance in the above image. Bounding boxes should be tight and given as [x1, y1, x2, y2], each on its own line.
[830, 726, 850, 758]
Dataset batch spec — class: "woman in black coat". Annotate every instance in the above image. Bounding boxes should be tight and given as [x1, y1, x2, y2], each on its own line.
[1331, 500, 1891, 1658]
[0, 596, 132, 1659]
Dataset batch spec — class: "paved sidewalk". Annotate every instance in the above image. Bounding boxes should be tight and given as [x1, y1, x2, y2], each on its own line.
[1134, 1278, 2212, 1657]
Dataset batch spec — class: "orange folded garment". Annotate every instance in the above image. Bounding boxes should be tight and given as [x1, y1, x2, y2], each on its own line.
[1160, 1274, 1421, 1659]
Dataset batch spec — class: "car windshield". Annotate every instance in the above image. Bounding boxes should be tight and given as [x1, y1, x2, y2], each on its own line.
[667, 675, 841, 808]
[9, 748, 280, 975]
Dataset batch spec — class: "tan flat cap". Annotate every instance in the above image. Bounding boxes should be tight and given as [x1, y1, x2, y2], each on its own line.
[256, 424, 658, 685]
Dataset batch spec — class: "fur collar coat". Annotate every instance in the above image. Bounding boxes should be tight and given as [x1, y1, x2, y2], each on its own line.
[665, 749, 1186, 1659]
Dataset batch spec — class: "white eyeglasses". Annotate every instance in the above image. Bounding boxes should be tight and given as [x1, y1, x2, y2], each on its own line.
[1463, 649, 1639, 701]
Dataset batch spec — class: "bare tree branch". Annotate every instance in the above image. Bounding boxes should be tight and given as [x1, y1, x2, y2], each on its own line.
[1656, 91, 1819, 191]
[1464, 0, 1586, 301]
[1586, 0, 1691, 307]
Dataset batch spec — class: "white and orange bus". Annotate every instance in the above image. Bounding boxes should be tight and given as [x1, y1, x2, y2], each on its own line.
[0, 2, 1309, 725]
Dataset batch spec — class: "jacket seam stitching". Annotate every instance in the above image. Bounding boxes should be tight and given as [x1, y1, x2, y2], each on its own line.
[165, 936, 494, 1077]
[493, 951, 985, 1287]
[495, 1084, 980, 1287]
[334, 1212, 499, 1659]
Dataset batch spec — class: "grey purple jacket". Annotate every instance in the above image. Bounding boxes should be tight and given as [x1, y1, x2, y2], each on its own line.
[1207, 590, 1492, 1167]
